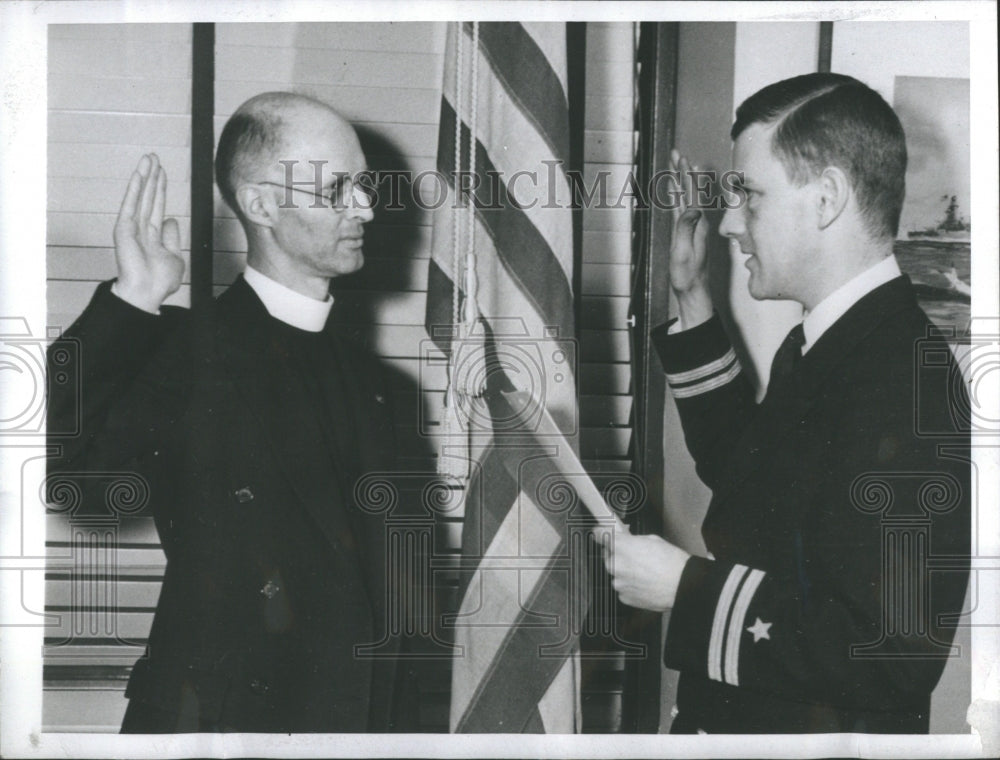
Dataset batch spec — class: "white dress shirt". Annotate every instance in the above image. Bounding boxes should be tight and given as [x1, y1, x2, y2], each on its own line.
[801, 255, 901, 354]
[243, 265, 333, 333]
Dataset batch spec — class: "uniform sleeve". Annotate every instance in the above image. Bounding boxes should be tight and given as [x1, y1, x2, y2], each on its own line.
[665, 506, 967, 712]
[663, 327, 971, 711]
[651, 314, 757, 491]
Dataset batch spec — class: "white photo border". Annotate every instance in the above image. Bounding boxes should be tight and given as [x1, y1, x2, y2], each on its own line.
[1, 1, 996, 758]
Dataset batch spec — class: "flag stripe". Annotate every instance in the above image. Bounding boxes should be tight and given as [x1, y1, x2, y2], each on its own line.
[521, 22, 569, 87]
[468, 21, 571, 166]
[456, 424, 582, 608]
[440, 51, 574, 285]
[430, 21, 581, 733]
[456, 442, 519, 603]
[449, 480, 564, 729]
[436, 99, 574, 338]
[455, 541, 582, 732]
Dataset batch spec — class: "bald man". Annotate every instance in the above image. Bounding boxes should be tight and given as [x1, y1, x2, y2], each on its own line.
[47, 93, 417, 733]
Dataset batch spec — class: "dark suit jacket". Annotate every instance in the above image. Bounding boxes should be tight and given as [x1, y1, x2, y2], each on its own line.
[48, 276, 414, 732]
[652, 275, 970, 733]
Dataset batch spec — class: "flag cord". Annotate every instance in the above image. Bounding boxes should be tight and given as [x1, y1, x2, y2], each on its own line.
[458, 22, 486, 399]
[439, 22, 484, 479]
[463, 21, 480, 333]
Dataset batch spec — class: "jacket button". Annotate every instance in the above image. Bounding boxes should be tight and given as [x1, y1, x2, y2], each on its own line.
[374, 392, 385, 404]
[260, 580, 280, 599]
[249, 677, 269, 695]
[234, 486, 254, 503]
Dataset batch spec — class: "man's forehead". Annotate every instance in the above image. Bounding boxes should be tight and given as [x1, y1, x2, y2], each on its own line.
[731, 122, 779, 174]
[271, 121, 364, 174]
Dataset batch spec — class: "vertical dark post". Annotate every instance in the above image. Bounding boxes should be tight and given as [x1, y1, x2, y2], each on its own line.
[818, 22, 834, 73]
[622, 21, 678, 734]
[190, 23, 215, 311]
[567, 22, 586, 355]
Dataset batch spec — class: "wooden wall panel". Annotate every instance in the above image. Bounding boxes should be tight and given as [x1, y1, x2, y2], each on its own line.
[46, 23, 193, 334]
[577, 21, 636, 734]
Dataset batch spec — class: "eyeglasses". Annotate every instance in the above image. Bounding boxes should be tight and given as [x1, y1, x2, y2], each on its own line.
[258, 174, 371, 210]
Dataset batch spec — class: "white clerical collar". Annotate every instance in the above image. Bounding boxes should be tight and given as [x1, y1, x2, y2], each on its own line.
[802, 255, 901, 354]
[243, 264, 333, 333]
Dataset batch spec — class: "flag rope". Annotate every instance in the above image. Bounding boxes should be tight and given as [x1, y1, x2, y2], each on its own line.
[438, 22, 486, 480]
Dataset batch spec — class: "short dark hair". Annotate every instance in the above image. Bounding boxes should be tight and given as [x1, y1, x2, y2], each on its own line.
[732, 73, 907, 240]
[214, 106, 285, 218]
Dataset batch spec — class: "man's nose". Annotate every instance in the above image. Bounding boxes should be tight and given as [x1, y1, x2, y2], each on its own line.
[719, 205, 744, 239]
[350, 185, 375, 223]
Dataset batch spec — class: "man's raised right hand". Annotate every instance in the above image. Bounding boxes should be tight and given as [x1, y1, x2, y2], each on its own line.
[668, 149, 713, 329]
[112, 154, 184, 313]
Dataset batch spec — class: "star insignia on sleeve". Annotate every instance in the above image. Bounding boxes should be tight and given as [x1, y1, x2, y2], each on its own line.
[746, 617, 772, 643]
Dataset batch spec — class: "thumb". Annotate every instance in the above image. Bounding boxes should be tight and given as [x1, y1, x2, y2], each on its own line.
[161, 217, 181, 254]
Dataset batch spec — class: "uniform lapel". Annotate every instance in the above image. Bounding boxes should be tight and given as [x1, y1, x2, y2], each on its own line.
[713, 276, 919, 505]
[213, 277, 369, 580]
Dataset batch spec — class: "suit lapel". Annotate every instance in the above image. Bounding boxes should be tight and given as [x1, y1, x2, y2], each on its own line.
[321, 329, 393, 624]
[713, 276, 919, 505]
[213, 278, 369, 582]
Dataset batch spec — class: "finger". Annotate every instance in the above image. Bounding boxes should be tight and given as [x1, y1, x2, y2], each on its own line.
[676, 155, 689, 206]
[161, 217, 181, 254]
[674, 154, 689, 219]
[150, 163, 167, 231]
[116, 168, 143, 232]
[676, 208, 703, 231]
[138, 154, 160, 229]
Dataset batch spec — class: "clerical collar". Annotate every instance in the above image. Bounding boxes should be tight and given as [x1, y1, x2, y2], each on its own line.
[801, 255, 901, 354]
[243, 265, 333, 333]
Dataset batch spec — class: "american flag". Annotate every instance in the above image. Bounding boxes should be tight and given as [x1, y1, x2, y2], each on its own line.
[424, 22, 584, 733]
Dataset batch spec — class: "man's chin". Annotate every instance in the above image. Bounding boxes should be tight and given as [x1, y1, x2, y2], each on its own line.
[331, 250, 365, 276]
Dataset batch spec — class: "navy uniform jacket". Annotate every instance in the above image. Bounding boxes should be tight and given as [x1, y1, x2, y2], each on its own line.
[47, 276, 416, 732]
[652, 276, 970, 733]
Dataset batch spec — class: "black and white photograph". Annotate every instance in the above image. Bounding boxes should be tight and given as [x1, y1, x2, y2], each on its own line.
[1, 1, 997, 758]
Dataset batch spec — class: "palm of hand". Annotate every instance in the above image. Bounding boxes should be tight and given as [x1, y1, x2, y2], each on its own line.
[113, 154, 184, 310]
[669, 209, 709, 293]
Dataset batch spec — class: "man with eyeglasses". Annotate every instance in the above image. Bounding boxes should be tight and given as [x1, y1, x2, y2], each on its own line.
[47, 92, 419, 733]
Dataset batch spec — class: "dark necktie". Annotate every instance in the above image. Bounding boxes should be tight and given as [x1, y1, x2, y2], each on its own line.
[768, 322, 806, 389]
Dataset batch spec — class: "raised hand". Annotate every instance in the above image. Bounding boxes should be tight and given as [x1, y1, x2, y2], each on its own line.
[668, 150, 713, 327]
[112, 154, 184, 313]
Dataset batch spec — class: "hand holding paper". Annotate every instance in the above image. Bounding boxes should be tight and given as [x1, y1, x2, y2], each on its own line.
[601, 531, 691, 612]
[499, 389, 688, 610]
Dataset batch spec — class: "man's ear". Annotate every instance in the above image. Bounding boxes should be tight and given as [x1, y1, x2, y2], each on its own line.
[816, 166, 850, 230]
[236, 183, 276, 228]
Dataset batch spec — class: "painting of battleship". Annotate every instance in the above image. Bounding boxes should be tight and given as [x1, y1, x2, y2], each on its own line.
[892, 75, 970, 332]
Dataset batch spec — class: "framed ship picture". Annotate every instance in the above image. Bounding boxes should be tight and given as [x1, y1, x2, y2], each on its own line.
[892, 75, 971, 332]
